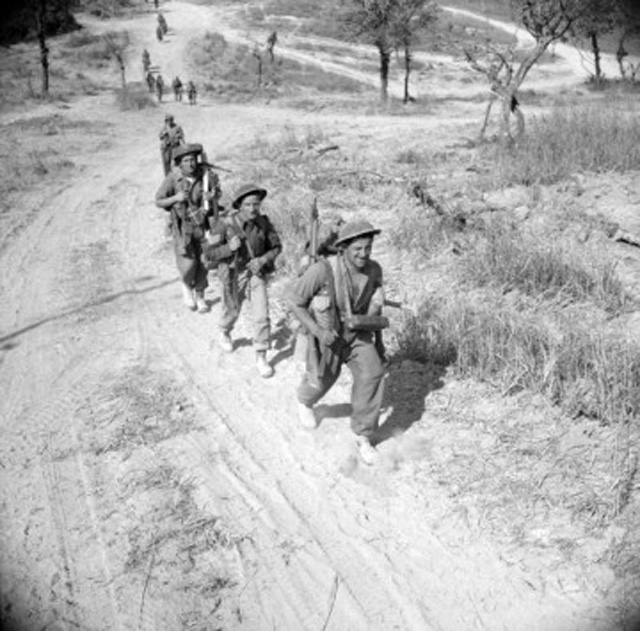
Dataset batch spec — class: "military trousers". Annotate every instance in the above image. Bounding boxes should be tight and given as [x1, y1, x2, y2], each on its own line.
[174, 239, 208, 293]
[219, 267, 270, 351]
[297, 331, 385, 439]
[161, 148, 172, 176]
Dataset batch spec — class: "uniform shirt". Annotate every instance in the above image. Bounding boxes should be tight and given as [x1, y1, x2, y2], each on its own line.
[206, 213, 282, 272]
[290, 257, 383, 323]
[155, 167, 220, 247]
[159, 124, 185, 150]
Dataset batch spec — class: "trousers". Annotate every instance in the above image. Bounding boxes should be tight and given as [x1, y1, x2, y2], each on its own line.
[174, 239, 208, 292]
[297, 331, 385, 438]
[219, 267, 270, 351]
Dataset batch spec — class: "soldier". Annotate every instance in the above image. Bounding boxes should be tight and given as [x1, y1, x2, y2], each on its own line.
[159, 113, 185, 176]
[146, 71, 156, 93]
[157, 12, 168, 35]
[142, 48, 151, 74]
[203, 184, 282, 378]
[156, 23, 163, 42]
[155, 73, 165, 102]
[155, 143, 221, 313]
[172, 76, 183, 102]
[287, 220, 388, 465]
[187, 80, 197, 105]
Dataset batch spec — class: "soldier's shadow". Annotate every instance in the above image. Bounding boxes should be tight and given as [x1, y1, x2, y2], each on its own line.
[373, 360, 447, 446]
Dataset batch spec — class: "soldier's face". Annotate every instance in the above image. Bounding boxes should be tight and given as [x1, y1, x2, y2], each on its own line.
[344, 237, 373, 270]
[179, 154, 197, 176]
[238, 194, 261, 222]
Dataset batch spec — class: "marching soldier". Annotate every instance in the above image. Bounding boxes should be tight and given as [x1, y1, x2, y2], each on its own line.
[146, 71, 155, 93]
[155, 73, 165, 102]
[172, 76, 183, 102]
[203, 184, 282, 378]
[159, 113, 185, 176]
[287, 220, 388, 465]
[157, 12, 168, 34]
[142, 48, 151, 74]
[156, 23, 163, 42]
[187, 80, 197, 105]
[155, 144, 221, 313]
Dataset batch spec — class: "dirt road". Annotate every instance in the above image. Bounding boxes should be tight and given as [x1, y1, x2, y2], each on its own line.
[0, 2, 625, 630]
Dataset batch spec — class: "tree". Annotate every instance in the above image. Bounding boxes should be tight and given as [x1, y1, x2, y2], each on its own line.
[570, 0, 619, 84]
[390, 0, 438, 103]
[103, 30, 131, 90]
[465, 0, 581, 145]
[341, 0, 396, 103]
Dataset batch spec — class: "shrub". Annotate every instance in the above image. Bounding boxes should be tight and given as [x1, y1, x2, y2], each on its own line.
[488, 104, 640, 185]
[395, 295, 640, 424]
[461, 223, 629, 312]
[115, 85, 156, 110]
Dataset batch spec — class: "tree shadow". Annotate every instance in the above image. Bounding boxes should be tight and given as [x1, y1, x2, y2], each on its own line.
[315, 402, 352, 423]
[373, 360, 447, 446]
[0, 277, 177, 344]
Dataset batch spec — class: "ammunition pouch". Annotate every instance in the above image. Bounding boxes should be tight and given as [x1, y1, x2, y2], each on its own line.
[344, 314, 389, 332]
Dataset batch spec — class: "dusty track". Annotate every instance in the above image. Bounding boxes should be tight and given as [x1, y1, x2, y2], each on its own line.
[0, 2, 626, 630]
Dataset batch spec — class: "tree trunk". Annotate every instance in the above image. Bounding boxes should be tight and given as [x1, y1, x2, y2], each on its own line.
[403, 43, 411, 104]
[378, 42, 391, 103]
[35, 0, 49, 95]
[499, 96, 512, 146]
[617, 34, 628, 80]
[591, 32, 602, 83]
[479, 96, 496, 140]
[119, 61, 126, 89]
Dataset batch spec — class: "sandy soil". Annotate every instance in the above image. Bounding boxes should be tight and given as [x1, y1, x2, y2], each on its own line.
[0, 2, 637, 630]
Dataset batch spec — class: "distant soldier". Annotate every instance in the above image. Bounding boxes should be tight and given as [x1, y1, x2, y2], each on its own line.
[156, 74, 165, 102]
[153, 0, 159, 8]
[156, 24, 163, 42]
[146, 71, 155, 93]
[155, 143, 221, 313]
[157, 12, 168, 35]
[159, 113, 185, 176]
[266, 30, 278, 63]
[142, 48, 151, 74]
[187, 80, 197, 105]
[172, 76, 183, 102]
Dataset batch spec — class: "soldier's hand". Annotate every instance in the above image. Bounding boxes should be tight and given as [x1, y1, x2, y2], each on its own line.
[247, 256, 264, 275]
[317, 329, 338, 347]
[229, 236, 241, 251]
[174, 191, 187, 203]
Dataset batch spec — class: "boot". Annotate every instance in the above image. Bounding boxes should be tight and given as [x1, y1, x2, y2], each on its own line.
[181, 283, 196, 310]
[297, 402, 317, 429]
[219, 332, 233, 353]
[256, 351, 274, 378]
[195, 290, 209, 313]
[355, 436, 378, 466]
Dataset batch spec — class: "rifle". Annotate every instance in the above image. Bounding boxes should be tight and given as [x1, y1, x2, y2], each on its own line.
[309, 196, 319, 263]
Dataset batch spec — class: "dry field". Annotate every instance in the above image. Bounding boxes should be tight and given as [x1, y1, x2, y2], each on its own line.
[1, 1, 640, 630]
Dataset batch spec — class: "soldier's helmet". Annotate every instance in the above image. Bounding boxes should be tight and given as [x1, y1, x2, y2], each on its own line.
[173, 143, 203, 163]
[334, 220, 381, 246]
[231, 183, 268, 209]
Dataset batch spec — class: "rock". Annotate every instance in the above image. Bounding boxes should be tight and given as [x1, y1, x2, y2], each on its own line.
[483, 186, 530, 211]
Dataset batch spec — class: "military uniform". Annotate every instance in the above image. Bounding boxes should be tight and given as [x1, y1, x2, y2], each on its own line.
[205, 207, 281, 351]
[289, 253, 385, 440]
[155, 146, 220, 301]
[159, 119, 185, 176]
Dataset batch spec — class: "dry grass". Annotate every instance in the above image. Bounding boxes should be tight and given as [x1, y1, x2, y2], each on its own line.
[487, 103, 640, 186]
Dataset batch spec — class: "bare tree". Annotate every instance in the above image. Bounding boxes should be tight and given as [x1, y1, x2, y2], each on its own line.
[465, 0, 581, 145]
[103, 30, 131, 89]
[34, 0, 50, 95]
[390, 0, 438, 103]
[570, 0, 618, 84]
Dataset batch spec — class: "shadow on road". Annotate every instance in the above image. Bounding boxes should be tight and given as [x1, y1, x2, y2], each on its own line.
[0, 277, 178, 344]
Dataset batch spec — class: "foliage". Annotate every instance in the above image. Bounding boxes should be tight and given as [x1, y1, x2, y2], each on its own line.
[487, 104, 640, 185]
[0, 0, 79, 45]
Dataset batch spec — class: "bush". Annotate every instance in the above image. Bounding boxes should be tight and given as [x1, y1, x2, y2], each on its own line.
[115, 85, 156, 110]
[488, 104, 640, 185]
[461, 222, 629, 312]
[395, 295, 640, 424]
